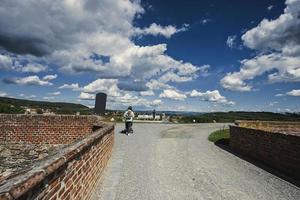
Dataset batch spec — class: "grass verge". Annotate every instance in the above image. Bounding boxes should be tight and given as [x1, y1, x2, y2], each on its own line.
[208, 129, 230, 143]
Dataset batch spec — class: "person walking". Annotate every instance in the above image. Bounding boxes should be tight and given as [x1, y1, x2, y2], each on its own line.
[123, 106, 135, 135]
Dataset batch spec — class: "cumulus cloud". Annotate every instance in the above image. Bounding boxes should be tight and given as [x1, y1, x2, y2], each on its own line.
[43, 74, 57, 81]
[140, 90, 155, 96]
[221, 52, 300, 91]
[221, 0, 300, 91]
[0, 54, 13, 71]
[0, 91, 8, 97]
[0, 0, 144, 56]
[190, 89, 235, 105]
[159, 89, 187, 101]
[59, 83, 80, 90]
[0, 0, 200, 93]
[134, 23, 189, 38]
[146, 79, 174, 90]
[158, 71, 193, 83]
[286, 89, 300, 96]
[242, 0, 300, 55]
[48, 91, 61, 96]
[150, 99, 162, 106]
[79, 92, 95, 100]
[118, 80, 148, 92]
[3, 75, 54, 86]
[81, 79, 121, 97]
[21, 63, 47, 73]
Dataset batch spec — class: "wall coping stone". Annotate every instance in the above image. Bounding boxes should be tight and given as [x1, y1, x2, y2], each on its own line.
[0, 122, 114, 199]
[230, 124, 300, 138]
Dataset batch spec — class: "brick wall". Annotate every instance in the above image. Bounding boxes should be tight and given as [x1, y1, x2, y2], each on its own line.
[230, 122, 300, 180]
[0, 114, 105, 144]
[0, 122, 114, 200]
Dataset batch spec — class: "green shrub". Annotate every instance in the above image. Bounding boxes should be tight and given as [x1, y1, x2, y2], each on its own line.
[208, 129, 230, 143]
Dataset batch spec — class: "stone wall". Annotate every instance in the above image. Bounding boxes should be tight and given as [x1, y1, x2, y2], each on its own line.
[230, 121, 300, 180]
[0, 114, 104, 144]
[0, 122, 114, 200]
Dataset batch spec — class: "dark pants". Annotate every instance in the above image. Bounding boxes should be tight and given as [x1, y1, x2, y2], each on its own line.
[125, 122, 133, 133]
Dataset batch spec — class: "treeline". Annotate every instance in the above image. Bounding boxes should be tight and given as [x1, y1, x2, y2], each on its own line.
[0, 97, 93, 115]
[0, 102, 25, 114]
[179, 111, 300, 123]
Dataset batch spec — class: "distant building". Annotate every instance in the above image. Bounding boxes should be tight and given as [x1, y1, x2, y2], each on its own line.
[25, 108, 37, 114]
[137, 114, 160, 120]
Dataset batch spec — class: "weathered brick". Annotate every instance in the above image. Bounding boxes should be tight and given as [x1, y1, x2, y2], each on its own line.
[230, 121, 300, 180]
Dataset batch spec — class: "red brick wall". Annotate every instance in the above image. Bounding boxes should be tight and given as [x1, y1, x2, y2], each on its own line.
[0, 114, 104, 144]
[0, 123, 114, 200]
[230, 125, 300, 180]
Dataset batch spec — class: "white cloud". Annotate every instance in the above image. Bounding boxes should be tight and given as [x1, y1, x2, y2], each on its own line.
[222, 0, 300, 91]
[20, 94, 37, 99]
[146, 79, 173, 90]
[221, 53, 300, 91]
[0, 54, 13, 71]
[200, 19, 211, 25]
[43, 74, 57, 81]
[150, 99, 162, 106]
[226, 35, 237, 48]
[267, 5, 274, 11]
[82, 79, 121, 97]
[59, 83, 80, 90]
[190, 89, 235, 105]
[275, 93, 285, 97]
[269, 101, 278, 106]
[157, 64, 209, 83]
[242, 0, 300, 55]
[140, 90, 155, 96]
[0, 91, 8, 97]
[48, 91, 61, 96]
[134, 23, 188, 38]
[0, 0, 200, 92]
[79, 92, 95, 100]
[286, 89, 300, 96]
[3, 75, 54, 86]
[159, 89, 187, 101]
[0, 0, 144, 56]
[21, 63, 47, 73]
[158, 71, 193, 83]
[43, 96, 55, 101]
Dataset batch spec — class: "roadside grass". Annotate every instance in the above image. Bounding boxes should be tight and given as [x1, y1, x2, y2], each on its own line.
[208, 129, 230, 143]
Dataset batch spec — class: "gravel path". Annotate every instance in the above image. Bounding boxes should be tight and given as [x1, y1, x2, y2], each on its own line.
[91, 123, 300, 200]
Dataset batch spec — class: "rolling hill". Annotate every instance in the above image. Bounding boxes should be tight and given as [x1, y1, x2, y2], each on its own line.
[0, 97, 93, 115]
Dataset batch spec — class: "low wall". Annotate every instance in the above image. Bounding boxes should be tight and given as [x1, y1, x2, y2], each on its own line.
[0, 122, 114, 200]
[0, 114, 104, 144]
[230, 121, 300, 180]
[235, 120, 300, 135]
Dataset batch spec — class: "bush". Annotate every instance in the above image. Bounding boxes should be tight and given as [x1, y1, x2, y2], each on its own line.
[208, 129, 230, 143]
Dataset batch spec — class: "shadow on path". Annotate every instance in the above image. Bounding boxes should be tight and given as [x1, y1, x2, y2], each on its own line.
[214, 139, 300, 188]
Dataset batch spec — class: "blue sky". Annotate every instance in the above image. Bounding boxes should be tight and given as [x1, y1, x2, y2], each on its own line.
[0, 0, 299, 112]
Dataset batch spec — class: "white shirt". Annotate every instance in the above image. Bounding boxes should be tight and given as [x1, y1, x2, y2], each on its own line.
[124, 110, 135, 122]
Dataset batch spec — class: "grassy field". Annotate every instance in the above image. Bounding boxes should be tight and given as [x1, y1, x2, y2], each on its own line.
[208, 129, 230, 143]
